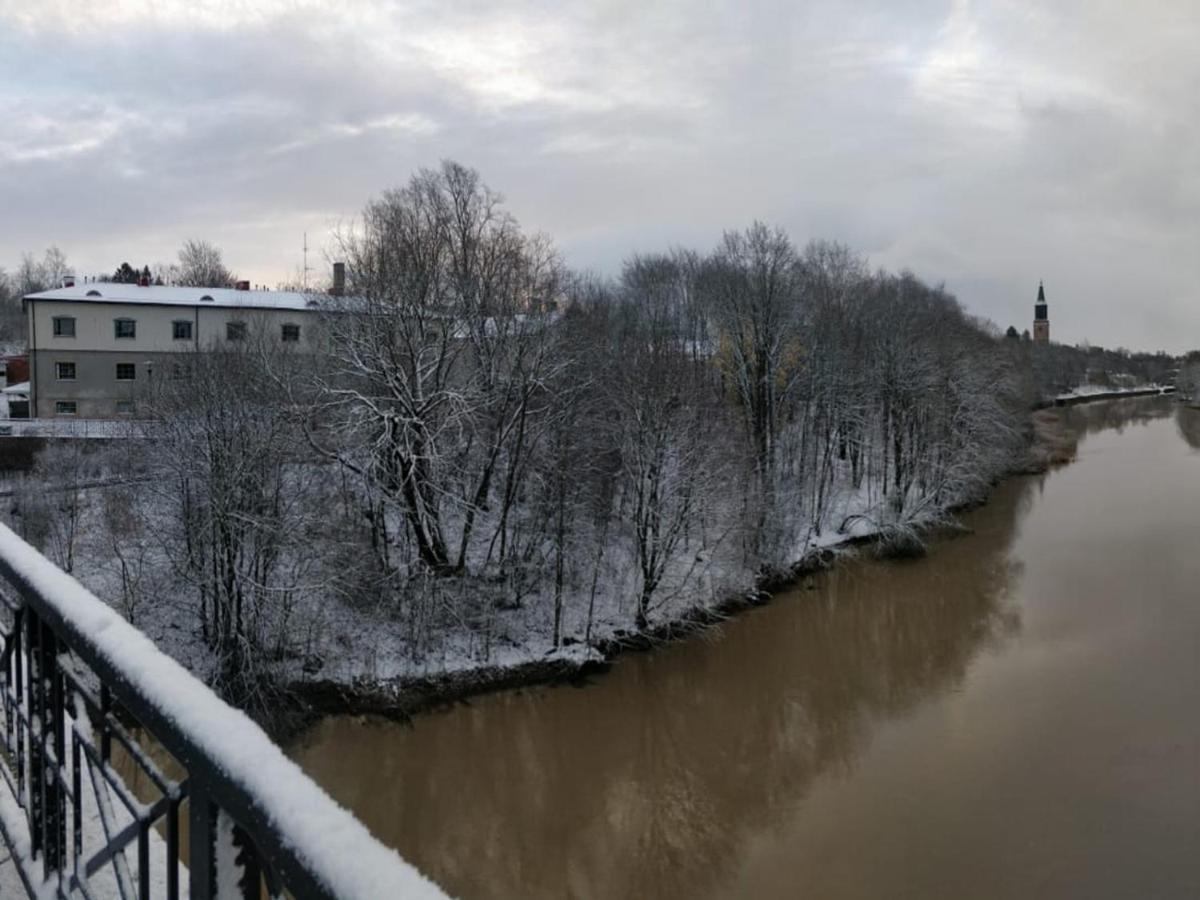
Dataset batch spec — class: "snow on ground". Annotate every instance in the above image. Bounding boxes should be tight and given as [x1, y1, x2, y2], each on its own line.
[0, 395, 1030, 736]
[2, 449, 957, 696]
[1054, 383, 1167, 401]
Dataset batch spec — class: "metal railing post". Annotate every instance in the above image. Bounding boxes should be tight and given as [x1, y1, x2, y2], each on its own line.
[26, 608, 43, 869]
[232, 823, 262, 900]
[188, 790, 216, 900]
[46, 622, 66, 874]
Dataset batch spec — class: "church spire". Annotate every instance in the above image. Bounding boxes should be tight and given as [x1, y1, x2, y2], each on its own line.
[1033, 281, 1049, 343]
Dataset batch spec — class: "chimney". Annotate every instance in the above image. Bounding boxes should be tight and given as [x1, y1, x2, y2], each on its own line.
[138, 275, 150, 287]
[235, 280, 250, 291]
[331, 262, 345, 296]
[62, 275, 76, 288]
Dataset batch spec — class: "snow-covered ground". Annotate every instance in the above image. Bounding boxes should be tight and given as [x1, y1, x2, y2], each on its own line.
[0, 453, 982, 699]
[1054, 383, 1169, 401]
[0, 844, 24, 897]
[0, 382, 1031, 735]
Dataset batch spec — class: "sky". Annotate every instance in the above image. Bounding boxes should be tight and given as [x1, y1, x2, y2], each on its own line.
[1, 0, 1197, 352]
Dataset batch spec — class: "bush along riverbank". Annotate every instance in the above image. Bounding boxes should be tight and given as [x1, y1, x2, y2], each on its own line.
[282, 400, 1094, 738]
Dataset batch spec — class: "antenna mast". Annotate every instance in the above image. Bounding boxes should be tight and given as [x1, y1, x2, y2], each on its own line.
[303, 232, 313, 290]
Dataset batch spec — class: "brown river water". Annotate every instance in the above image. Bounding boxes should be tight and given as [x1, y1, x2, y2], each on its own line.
[291, 397, 1200, 899]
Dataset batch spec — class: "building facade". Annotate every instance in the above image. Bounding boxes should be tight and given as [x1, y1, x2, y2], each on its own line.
[1033, 281, 1049, 344]
[24, 283, 317, 418]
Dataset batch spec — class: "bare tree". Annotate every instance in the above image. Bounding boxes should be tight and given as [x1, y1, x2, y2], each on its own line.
[618, 353, 713, 629]
[144, 332, 321, 713]
[177, 239, 235, 288]
[13, 246, 70, 295]
[40, 246, 70, 288]
[315, 160, 563, 579]
[700, 223, 805, 562]
[100, 484, 153, 625]
[0, 268, 22, 346]
[31, 443, 99, 573]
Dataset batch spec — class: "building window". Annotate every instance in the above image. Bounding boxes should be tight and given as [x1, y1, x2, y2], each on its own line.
[115, 400, 135, 416]
[116, 363, 136, 381]
[55, 401, 77, 416]
[55, 361, 76, 380]
[281, 323, 300, 342]
[173, 320, 193, 340]
[52, 316, 75, 337]
[114, 318, 136, 339]
[226, 321, 246, 341]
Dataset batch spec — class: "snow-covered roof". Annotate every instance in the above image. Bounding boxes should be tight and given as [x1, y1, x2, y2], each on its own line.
[25, 282, 319, 311]
[2, 381, 29, 395]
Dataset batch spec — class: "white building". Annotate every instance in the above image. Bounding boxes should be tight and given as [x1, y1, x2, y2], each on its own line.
[24, 282, 319, 418]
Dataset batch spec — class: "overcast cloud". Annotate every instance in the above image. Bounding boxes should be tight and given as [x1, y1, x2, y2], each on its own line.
[1, 0, 1196, 350]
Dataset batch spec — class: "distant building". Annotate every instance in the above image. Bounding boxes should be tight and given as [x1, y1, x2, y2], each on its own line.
[23, 281, 319, 419]
[0, 355, 30, 419]
[1033, 281, 1049, 344]
[1, 355, 28, 387]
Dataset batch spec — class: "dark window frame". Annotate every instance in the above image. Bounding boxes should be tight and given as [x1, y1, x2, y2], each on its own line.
[172, 320, 193, 340]
[115, 363, 137, 381]
[52, 316, 76, 338]
[281, 323, 301, 342]
[55, 400, 77, 416]
[226, 321, 247, 341]
[114, 317, 137, 339]
[115, 399, 135, 416]
[55, 361, 76, 381]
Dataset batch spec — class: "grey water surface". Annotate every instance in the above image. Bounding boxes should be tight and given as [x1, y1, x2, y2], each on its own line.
[293, 397, 1200, 900]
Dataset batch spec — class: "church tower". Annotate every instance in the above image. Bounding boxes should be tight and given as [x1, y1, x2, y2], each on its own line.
[1033, 281, 1049, 343]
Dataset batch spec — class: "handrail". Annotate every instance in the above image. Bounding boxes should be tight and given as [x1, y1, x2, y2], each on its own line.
[0, 522, 448, 899]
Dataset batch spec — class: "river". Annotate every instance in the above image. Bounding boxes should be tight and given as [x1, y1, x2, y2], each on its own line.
[291, 397, 1200, 899]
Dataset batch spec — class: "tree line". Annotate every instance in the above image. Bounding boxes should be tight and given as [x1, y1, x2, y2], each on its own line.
[1, 161, 1179, 719]
[0, 241, 239, 347]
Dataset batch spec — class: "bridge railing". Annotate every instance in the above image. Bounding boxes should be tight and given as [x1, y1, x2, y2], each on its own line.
[0, 522, 447, 899]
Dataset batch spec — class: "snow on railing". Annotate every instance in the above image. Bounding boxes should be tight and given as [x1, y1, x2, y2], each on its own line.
[0, 522, 448, 899]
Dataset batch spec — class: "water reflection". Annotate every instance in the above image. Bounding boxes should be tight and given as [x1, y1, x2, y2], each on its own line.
[293, 469, 1035, 899]
[1061, 394, 1171, 438]
[1174, 403, 1200, 450]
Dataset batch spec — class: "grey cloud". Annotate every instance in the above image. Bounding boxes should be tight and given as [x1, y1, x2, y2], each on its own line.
[2, 0, 1198, 350]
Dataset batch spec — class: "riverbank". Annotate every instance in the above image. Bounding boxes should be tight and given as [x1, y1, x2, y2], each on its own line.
[1041, 384, 1174, 408]
[283, 398, 1097, 739]
[291, 396, 1200, 900]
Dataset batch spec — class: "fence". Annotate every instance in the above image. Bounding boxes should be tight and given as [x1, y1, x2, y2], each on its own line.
[0, 523, 446, 899]
[0, 420, 146, 440]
